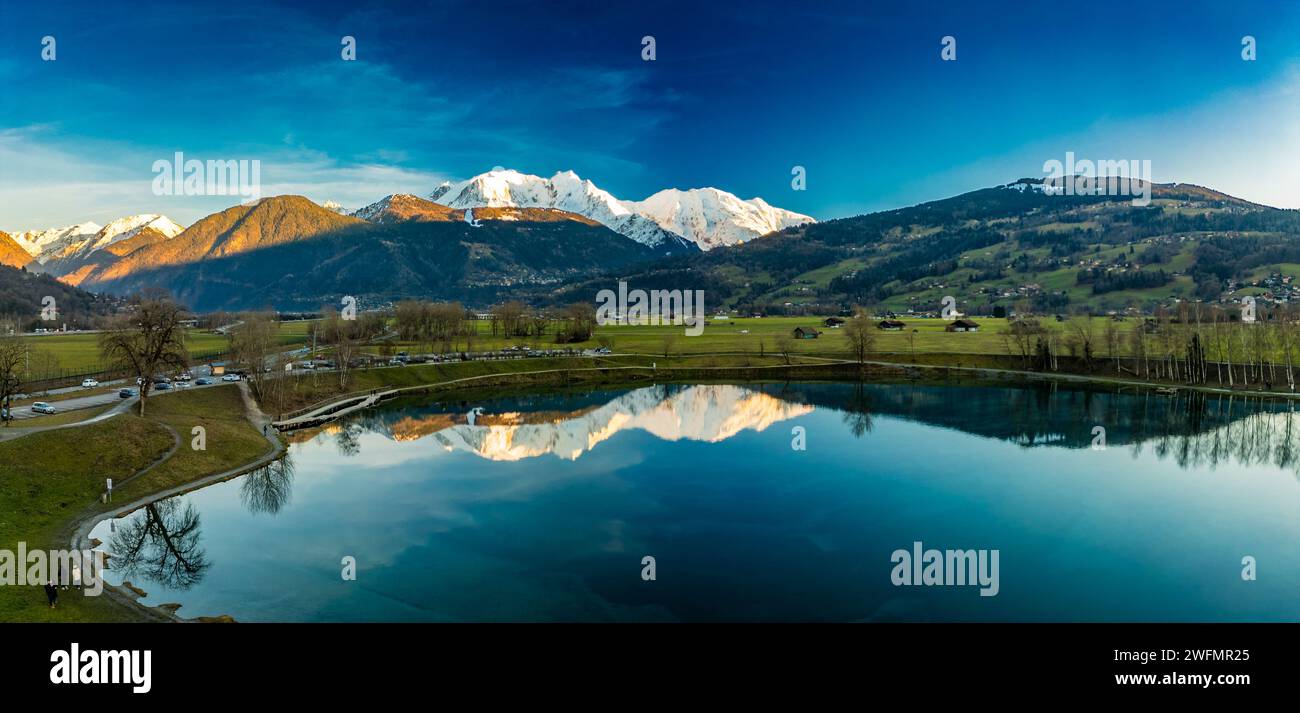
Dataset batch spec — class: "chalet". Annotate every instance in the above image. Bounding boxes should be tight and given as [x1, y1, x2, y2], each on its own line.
[876, 319, 906, 331]
[822, 317, 846, 327]
[792, 326, 822, 340]
[944, 319, 980, 333]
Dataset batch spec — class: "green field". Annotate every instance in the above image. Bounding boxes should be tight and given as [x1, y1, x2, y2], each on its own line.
[370, 316, 1119, 359]
[22, 329, 231, 372]
[274, 319, 315, 346]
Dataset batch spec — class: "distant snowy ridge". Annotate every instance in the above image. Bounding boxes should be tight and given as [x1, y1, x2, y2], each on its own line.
[623, 188, 815, 250]
[429, 169, 693, 251]
[429, 168, 812, 251]
[11, 215, 185, 267]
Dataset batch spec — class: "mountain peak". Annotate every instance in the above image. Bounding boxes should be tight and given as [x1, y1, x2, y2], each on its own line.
[623, 186, 815, 250]
[428, 168, 694, 252]
[354, 193, 460, 223]
[0, 230, 30, 268]
[429, 169, 814, 251]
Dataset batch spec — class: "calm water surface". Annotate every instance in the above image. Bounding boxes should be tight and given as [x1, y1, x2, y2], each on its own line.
[91, 381, 1300, 622]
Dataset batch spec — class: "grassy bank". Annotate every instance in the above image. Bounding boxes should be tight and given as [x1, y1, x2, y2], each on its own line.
[113, 385, 272, 503]
[0, 385, 271, 622]
[0, 416, 174, 622]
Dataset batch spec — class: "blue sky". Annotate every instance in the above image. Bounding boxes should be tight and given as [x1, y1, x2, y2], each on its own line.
[2, 0, 1299, 230]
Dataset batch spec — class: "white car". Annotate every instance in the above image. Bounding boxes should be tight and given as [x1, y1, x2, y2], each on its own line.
[81, 378, 99, 388]
[31, 401, 56, 414]
[221, 374, 241, 382]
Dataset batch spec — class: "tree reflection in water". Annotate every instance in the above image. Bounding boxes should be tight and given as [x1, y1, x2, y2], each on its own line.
[240, 455, 296, 515]
[335, 422, 362, 457]
[841, 382, 874, 438]
[107, 499, 209, 590]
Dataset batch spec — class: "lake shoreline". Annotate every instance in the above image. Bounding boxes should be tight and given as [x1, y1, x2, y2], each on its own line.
[66, 355, 1300, 623]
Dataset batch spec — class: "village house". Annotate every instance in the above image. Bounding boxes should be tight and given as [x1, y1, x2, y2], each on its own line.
[876, 319, 906, 331]
[792, 326, 822, 339]
[944, 319, 980, 333]
[822, 317, 845, 327]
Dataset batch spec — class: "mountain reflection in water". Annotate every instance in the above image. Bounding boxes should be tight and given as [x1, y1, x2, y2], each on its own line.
[91, 381, 1300, 622]
[304, 382, 1300, 475]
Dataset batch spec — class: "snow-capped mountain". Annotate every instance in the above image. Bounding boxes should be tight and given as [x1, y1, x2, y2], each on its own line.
[623, 188, 815, 250]
[11, 222, 102, 260]
[386, 384, 814, 461]
[430, 168, 812, 251]
[76, 214, 185, 259]
[12, 215, 184, 265]
[429, 169, 695, 252]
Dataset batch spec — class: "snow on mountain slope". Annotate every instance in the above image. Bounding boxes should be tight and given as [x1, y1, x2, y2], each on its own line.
[623, 188, 815, 250]
[12, 215, 184, 266]
[11, 222, 102, 260]
[430, 168, 811, 252]
[35, 215, 186, 275]
[82, 215, 185, 256]
[429, 169, 695, 252]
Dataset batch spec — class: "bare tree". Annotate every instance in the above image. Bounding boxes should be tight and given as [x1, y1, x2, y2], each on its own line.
[773, 334, 794, 365]
[228, 312, 279, 399]
[319, 309, 360, 390]
[660, 332, 679, 358]
[99, 296, 190, 416]
[1065, 316, 1096, 371]
[843, 308, 876, 363]
[0, 331, 25, 426]
[1103, 318, 1122, 375]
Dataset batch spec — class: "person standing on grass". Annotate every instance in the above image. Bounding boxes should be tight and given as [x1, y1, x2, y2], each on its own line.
[44, 580, 58, 609]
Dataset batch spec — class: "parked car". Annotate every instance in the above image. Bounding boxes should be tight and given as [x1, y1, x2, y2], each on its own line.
[1, 407, 11, 421]
[175, 380, 192, 388]
[177, 372, 193, 381]
[119, 388, 136, 398]
[154, 382, 172, 391]
[31, 402, 56, 414]
[195, 377, 214, 385]
[221, 374, 241, 382]
[81, 378, 100, 388]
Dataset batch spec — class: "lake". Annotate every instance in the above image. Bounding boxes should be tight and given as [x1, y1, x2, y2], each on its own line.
[90, 381, 1300, 622]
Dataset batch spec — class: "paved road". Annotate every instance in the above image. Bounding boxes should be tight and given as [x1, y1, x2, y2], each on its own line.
[6, 365, 224, 423]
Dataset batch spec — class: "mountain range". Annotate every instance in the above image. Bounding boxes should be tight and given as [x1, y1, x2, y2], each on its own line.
[7, 170, 1300, 316]
[427, 169, 813, 251]
[2, 169, 813, 310]
[51, 194, 681, 311]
